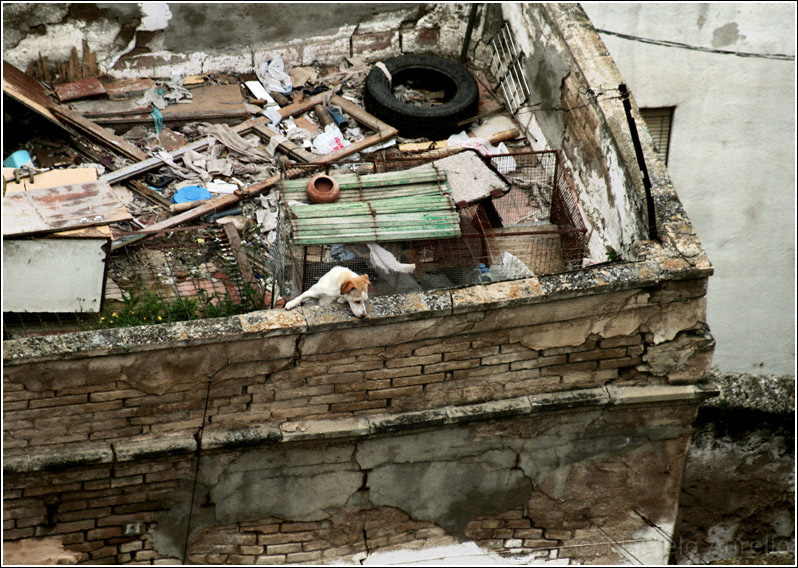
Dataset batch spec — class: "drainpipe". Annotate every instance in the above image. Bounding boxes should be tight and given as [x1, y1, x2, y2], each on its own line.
[459, 4, 480, 64]
[619, 83, 659, 241]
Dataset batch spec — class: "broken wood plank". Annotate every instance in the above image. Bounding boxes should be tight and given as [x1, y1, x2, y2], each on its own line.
[2, 60, 63, 128]
[55, 77, 106, 102]
[2, 180, 133, 237]
[252, 124, 319, 162]
[102, 77, 157, 99]
[88, 84, 250, 128]
[100, 115, 271, 185]
[221, 221, 256, 287]
[272, 93, 398, 163]
[51, 104, 148, 162]
[2, 166, 98, 194]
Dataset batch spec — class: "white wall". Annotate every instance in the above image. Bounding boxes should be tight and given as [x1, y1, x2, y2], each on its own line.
[582, 2, 796, 375]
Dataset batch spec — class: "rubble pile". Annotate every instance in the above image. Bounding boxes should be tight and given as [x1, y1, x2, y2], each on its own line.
[2, 49, 540, 335]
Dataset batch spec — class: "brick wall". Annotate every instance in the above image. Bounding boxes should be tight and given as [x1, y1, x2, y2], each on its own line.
[3, 398, 702, 565]
[3, 278, 711, 452]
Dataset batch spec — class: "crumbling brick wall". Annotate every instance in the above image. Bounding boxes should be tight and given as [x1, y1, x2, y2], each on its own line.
[3, 395, 703, 565]
[3, 278, 712, 452]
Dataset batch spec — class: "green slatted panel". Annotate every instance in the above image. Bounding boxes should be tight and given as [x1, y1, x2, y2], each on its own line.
[282, 170, 461, 245]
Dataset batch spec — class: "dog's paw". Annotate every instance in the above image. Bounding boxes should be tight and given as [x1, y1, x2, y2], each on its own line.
[284, 299, 299, 310]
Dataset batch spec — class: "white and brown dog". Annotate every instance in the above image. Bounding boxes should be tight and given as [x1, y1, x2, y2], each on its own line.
[284, 266, 371, 318]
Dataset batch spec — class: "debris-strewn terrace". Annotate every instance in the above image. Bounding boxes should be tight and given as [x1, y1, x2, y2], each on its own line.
[4, 25, 587, 338]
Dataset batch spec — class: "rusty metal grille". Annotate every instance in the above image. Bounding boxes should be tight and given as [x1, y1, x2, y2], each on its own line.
[278, 150, 587, 297]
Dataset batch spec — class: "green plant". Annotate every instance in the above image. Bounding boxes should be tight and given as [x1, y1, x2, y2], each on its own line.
[95, 282, 265, 330]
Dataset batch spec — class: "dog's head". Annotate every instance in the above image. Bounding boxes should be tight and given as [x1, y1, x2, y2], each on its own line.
[340, 274, 371, 318]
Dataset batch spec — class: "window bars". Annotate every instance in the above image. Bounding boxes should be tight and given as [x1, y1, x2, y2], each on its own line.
[489, 22, 531, 115]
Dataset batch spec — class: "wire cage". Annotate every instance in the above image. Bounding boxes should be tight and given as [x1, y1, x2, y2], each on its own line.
[276, 150, 588, 299]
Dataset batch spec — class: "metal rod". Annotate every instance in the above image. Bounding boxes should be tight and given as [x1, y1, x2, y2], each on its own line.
[459, 3, 479, 64]
[619, 83, 659, 241]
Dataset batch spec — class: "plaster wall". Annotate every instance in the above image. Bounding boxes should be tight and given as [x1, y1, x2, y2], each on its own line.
[3, 393, 702, 565]
[581, 2, 796, 374]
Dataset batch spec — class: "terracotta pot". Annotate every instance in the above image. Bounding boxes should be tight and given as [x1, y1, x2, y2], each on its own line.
[306, 174, 341, 204]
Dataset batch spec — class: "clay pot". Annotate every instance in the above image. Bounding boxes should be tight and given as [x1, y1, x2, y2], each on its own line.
[306, 174, 341, 204]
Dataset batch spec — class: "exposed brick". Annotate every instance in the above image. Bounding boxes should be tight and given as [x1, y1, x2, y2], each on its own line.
[568, 347, 627, 363]
[444, 346, 499, 361]
[58, 507, 112, 523]
[256, 554, 287, 564]
[598, 356, 643, 370]
[87, 525, 124, 541]
[540, 361, 597, 376]
[267, 543, 303, 555]
[599, 335, 642, 348]
[329, 400, 385, 413]
[392, 373, 446, 388]
[423, 359, 480, 374]
[335, 379, 391, 393]
[286, 550, 322, 563]
[89, 390, 145, 403]
[385, 354, 441, 369]
[364, 366, 422, 380]
[367, 385, 423, 400]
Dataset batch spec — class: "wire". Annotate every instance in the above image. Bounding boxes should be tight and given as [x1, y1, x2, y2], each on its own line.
[595, 28, 795, 61]
[591, 521, 645, 565]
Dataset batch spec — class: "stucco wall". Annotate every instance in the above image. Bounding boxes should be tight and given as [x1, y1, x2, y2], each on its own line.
[581, 2, 796, 375]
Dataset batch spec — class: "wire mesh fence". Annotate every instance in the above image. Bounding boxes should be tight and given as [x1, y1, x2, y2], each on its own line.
[3, 225, 270, 338]
[277, 150, 588, 298]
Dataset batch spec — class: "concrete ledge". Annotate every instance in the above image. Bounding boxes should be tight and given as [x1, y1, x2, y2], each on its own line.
[4, 443, 114, 474]
[703, 371, 794, 414]
[202, 424, 282, 450]
[4, 264, 711, 366]
[113, 433, 197, 462]
[3, 385, 716, 474]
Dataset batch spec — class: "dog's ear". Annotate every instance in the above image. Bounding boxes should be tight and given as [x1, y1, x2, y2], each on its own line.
[341, 280, 355, 295]
[360, 274, 371, 286]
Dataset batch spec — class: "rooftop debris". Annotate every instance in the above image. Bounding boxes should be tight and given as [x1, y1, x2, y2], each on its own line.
[2, 45, 587, 336]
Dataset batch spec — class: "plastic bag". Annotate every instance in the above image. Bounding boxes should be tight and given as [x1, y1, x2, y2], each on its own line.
[312, 123, 350, 154]
[256, 55, 292, 96]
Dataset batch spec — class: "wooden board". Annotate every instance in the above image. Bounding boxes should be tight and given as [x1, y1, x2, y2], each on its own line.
[54, 77, 107, 102]
[2, 60, 62, 128]
[3, 167, 98, 194]
[2, 180, 132, 237]
[84, 84, 250, 127]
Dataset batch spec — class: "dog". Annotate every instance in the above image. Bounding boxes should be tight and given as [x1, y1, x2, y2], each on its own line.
[284, 266, 371, 318]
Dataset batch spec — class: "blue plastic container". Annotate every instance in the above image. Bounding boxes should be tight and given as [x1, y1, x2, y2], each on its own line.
[3, 150, 33, 168]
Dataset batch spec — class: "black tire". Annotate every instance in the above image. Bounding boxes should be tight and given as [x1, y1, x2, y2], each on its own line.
[364, 53, 479, 138]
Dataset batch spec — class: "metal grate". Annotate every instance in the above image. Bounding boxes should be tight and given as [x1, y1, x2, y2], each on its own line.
[489, 22, 531, 115]
[277, 151, 588, 298]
